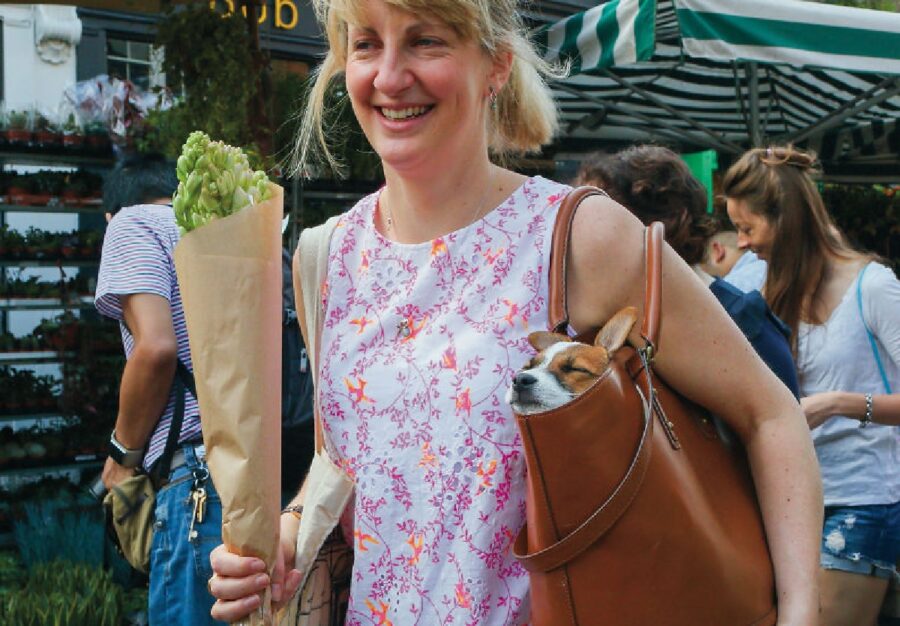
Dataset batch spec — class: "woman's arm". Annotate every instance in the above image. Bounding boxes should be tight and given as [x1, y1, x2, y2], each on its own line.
[567, 196, 822, 626]
[803, 391, 900, 428]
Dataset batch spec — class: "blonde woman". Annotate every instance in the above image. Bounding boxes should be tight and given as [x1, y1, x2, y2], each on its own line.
[208, 2, 821, 624]
[724, 146, 900, 626]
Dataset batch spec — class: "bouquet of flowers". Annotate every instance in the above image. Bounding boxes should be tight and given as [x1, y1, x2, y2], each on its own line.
[173, 131, 283, 625]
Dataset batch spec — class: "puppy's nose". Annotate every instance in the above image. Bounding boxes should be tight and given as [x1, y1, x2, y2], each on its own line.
[513, 372, 537, 389]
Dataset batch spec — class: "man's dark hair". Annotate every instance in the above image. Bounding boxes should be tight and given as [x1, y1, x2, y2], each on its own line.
[103, 152, 178, 215]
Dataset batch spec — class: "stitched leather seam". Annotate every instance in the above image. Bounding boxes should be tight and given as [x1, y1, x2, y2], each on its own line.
[524, 419, 564, 544]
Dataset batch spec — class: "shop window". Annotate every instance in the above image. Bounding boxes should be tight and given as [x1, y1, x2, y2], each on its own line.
[106, 36, 164, 91]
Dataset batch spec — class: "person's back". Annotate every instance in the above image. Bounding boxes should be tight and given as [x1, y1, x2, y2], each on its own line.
[96, 155, 224, 625]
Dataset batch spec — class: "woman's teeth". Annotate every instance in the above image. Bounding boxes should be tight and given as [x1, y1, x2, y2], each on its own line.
[381, 106, 429, 120]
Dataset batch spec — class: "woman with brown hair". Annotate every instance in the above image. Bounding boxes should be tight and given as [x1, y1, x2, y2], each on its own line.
[724, 145, 900, 626]
[575, 145, 800, 397]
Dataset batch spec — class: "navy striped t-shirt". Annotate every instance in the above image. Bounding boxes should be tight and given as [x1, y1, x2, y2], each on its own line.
[95, 204, 201, 472]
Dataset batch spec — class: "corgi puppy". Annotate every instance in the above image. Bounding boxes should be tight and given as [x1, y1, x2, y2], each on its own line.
[506, 307, 638, 415]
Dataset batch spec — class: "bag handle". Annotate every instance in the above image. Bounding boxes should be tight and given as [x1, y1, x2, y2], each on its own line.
[293, 215, 341, 454]
[513, 192, 666, 572]
[548, 187, 663, 354]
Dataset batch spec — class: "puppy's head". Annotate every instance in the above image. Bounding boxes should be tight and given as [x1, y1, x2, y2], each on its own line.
[506, 307, 638, 415]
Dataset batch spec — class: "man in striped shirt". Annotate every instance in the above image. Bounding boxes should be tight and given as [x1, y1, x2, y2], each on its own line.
[96, 154, 224, 625]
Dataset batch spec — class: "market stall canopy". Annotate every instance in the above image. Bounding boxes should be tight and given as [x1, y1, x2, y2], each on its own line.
[541, 0, 900, 182]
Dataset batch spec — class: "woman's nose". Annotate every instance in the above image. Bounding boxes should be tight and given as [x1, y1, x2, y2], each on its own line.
[373, 48, 413, 95]
[736, 234, 751, 250]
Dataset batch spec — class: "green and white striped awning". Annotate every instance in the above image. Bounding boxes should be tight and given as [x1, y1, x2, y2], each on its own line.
[540, 0, 900, 182]
[676, 0, 900, 75]
[537, 0, 657, 73]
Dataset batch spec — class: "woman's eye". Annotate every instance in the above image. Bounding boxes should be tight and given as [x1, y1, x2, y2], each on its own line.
[415, 37, 441, 47]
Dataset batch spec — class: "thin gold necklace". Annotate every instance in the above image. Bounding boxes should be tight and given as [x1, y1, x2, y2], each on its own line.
[384, 165, 496, 240]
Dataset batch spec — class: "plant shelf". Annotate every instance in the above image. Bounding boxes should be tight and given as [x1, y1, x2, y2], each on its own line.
[0, 203, 105, 214]
[0, 457, 103, 479]
[0, 259, 99, 267]
[0, 150, 113, 167]
[0, 351, 73, 364]
[0, 297, 94, 311]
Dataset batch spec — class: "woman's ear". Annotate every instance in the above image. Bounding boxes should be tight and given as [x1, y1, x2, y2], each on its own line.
[488, 48, 514, 94]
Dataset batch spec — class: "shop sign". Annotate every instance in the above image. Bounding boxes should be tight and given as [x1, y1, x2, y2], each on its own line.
[210, 0, 312, 32]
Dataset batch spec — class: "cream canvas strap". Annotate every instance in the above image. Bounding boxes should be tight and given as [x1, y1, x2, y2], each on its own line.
[293, 214, 340, 453]
[279, 215, 354, 626]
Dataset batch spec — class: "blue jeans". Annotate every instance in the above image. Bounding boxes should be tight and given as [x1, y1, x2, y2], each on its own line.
[148, 444, 225, 625]
[820, 502, 900, 581]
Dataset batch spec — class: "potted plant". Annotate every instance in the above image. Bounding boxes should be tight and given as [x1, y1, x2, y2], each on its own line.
[33, 112, 61, 148]
[62, 171, 91, 206]
[5, 109, 32, 145]
[61, 113, 84, 149]
[24, 227, 45, 258]
[84, 120, 110, 153]
[4, 228, 25, 259]
[7, 173, 29, 205]
[82, 230, 103, 258]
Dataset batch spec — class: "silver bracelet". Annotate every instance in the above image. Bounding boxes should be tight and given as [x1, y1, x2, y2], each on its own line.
[860, 393, 873, 428]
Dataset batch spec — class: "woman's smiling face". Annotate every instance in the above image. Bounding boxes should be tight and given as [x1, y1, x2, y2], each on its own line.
[344, 1, 497, 175]
[726, 197, 777, 261]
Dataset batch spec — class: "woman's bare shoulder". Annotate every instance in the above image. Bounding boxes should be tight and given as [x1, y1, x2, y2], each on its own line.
[566, 194, 647, 332]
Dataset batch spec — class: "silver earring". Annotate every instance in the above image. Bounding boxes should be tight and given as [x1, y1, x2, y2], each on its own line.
[489, 87, 498, 111]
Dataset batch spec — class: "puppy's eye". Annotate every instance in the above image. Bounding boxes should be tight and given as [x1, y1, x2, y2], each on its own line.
[563, 361, 592, 375]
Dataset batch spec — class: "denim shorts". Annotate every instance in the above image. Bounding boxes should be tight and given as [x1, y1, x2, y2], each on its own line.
[820, 501, 900, 580]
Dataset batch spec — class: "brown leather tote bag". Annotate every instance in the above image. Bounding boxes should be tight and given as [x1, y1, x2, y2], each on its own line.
[512, 188, 777, 626]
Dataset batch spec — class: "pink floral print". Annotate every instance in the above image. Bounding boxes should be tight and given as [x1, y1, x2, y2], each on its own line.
[319, 176, 570, 625]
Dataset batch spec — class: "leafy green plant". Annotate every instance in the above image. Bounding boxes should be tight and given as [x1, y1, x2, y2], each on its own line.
[824, 184, 899, 271]
[12, 499, 105, 570]
[61, 113, 81, 136]
[143, 5, 263, 165]
[0, 561, 125, 626]
[7, 110, 30, 131]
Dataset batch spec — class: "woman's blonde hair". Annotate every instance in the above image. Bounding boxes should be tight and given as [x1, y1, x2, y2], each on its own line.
[722, 145, 869, 351]
[288, 0, 564, 176]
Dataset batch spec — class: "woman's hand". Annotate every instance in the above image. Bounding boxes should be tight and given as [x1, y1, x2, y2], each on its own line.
[208, 539, 303, 622]
[800, 391, 841, 429]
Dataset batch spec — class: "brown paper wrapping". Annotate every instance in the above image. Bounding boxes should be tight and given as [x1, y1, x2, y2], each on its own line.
[174, 184, 284, 625]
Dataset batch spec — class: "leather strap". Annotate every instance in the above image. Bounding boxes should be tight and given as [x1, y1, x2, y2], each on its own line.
[513, 368, 655, 572]
[547, 187, 609, 333]
[150, 360, 196, 486]
[513, 191, 668, 572]
[642, 222, 664, 355]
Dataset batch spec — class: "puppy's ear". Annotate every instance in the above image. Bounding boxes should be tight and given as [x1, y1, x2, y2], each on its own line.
[529, 331, 570, 352]
[595, 306, 638, 353]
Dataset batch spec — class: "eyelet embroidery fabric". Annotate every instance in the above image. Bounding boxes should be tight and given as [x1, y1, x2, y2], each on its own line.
[318, 176, 570, 625]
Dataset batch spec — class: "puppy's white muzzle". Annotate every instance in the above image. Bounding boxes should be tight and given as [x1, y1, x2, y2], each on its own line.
[506, 368, 574, 415]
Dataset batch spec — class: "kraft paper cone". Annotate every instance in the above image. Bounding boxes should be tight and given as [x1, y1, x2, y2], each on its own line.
[174, 184, 284, 626]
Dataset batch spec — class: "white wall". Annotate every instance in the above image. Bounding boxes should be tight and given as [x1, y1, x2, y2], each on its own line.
[1, 5, 79, 112]
[1, 6, 82, 342]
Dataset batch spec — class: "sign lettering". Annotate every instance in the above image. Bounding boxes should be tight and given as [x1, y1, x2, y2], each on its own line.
[209, 0, 299, 31]
[275, 0, 299, 30]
